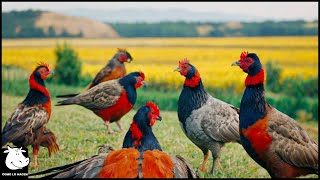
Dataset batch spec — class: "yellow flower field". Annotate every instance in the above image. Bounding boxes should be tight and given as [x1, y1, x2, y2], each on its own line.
[2, 36, 318, 91]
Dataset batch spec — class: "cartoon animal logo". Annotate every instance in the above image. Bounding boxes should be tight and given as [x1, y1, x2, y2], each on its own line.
[3, 146, 29, 170]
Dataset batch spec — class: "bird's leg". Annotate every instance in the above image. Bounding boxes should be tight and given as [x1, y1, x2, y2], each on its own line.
[32, 146, 40, 167]
[116, 120, 125, 133]
[199, 149, 209, 172]
[105, 121, 114, 134]
[210, 143, 223, 175]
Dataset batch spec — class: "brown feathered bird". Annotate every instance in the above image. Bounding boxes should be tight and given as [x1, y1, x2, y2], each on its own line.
[56, 48, 133, 98]
[2, 63, 59, 167]
[174, 58, 240, 175]
[29, 102, 198, 178]
[231, 51, 318, 178]
[55, 71, 146, 134]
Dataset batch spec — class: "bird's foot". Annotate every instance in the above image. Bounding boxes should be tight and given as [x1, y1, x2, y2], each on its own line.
[198, 167, 207, 173]
[108, 131, 115, 135]
[32, 163, 39, 168]
[210, 169, 216, 176]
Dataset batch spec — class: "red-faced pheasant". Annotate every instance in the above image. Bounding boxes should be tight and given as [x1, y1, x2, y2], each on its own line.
[231, 51, 318, 178]
[2, 62, 59, 167]
[56, 48, 132, 98]
[174, 58, 240, 175]
[55, 71, 146, 134]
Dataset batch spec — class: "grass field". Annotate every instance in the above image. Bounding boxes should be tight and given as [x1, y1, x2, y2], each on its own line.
[1, 93, 318, 178]
[2, 36, 318, 92]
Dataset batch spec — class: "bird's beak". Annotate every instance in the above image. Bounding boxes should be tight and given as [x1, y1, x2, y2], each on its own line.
[231, 61, 241, 66]
[49, 70, 55, 74]
[157, 115, 162, 121]
[142, 81, 148, 87]
[174, 67, 181, 72]
[127, 59, 132, 63]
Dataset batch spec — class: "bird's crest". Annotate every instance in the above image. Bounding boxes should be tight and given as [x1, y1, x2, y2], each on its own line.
[117, 48, 127, 53]
[146, 101, 160, 116]
[179, 58, 189, 65]
[35, 61, 50, 71]
[240, 51, 249, 60]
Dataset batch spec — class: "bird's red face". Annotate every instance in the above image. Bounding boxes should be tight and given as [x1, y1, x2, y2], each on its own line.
[174, 58, 191, 76]
[34, 62, 54, 80]
[146, 101, 161, 127]
[117, 48, 133, 63]
[134, 71, 146, 89]
[231, 51, 254, 73]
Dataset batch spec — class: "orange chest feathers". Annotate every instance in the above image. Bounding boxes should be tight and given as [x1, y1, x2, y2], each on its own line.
[98, 148, 174, 178]
[40, 99, 52, 121]
[101, 67, 126, 83]
[241, 117, 272, 155]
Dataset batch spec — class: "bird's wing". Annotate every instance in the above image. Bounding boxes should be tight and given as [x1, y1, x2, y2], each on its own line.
[91, 66, 113, 87]
[2, 104, 49, 144]
[267, 104, 318, 169]
[63, 155, 105, 178]
[29, 155, 104, 178]
[68, 79, 123, 110]
[171, 155, 198, 178]
[200, 96, 240, 143]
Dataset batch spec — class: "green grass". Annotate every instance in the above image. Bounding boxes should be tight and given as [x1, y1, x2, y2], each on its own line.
[2, 93, 318, 178]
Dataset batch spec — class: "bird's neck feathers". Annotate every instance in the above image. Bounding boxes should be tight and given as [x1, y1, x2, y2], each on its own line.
[130, 121, 144, 147]
[119, 77, 137, 105]
[184, 69, 201, 88]
[126, 116, 160, 151]
[22, 73, 50, 106]
[179, 76, 208, 130]
[240, 77, 267, 128]
[29, 73, 50, 97]
[245, 69, 264, 87]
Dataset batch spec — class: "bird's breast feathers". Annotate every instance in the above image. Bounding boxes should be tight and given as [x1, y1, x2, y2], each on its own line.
[95, 91, 133, 122]
[101, 66, 126, 82]
[241, 116, 272, 156]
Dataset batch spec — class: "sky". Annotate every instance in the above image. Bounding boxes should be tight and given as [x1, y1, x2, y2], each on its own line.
[2, 2, 318, 21]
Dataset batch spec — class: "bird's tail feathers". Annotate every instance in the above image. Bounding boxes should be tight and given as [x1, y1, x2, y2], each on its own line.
[40, 127, 59, 156]
[28, 158, 89, 178]
[55, 98, 76, 106]
[174, 155, 198, 178]
[56, 93, 79, 98]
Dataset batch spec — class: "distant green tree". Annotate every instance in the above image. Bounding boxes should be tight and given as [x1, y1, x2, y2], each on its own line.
[265, 61, 282, 92]
[53, 43, 82, 85]
[48, 26, 56, 37]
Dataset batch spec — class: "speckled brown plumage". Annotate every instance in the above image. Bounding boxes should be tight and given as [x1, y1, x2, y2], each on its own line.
[2, 64, 58, 167]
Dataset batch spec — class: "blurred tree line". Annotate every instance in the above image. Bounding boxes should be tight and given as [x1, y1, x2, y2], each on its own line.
[2, 10, 317, 38]
[110, 20, 318, 37]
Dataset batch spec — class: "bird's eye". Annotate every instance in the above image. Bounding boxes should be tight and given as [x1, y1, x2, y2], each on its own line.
[245, 59, 250, 62]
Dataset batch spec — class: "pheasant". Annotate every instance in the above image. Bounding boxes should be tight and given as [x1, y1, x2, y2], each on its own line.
[56, 48, 132, 98]
[55, 71, 146, 134]
[231, 51, 318, 178]
[2, 62, 59, 167]
[174, 58, 240, 175]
